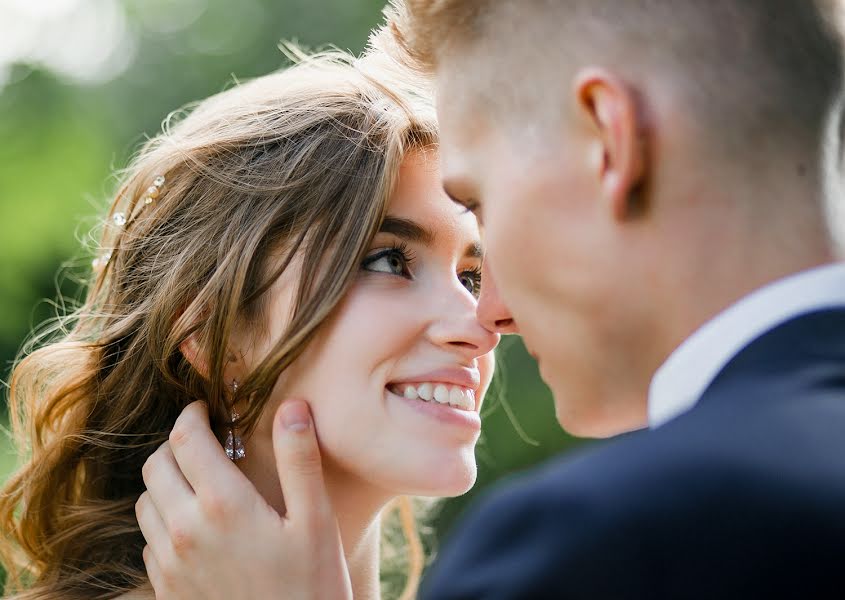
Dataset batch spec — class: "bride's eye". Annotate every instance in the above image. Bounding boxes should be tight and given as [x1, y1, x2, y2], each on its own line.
[458, 267, 482, 298]
[362, 243, 415, 278]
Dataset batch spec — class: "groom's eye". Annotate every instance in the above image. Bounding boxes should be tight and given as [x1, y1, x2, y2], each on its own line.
[444, 187, 481, 218]
[453, 197, 483, 225]
[465, 200, 483, 224]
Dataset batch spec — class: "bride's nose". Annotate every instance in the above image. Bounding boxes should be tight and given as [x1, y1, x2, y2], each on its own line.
[427, 282, 500, 360]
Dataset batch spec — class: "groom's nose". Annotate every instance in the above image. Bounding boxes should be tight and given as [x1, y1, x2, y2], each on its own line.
[477, 263, 519, 335]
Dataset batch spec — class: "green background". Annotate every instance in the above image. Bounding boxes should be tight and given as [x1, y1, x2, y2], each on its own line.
[0, 0, 585, 592]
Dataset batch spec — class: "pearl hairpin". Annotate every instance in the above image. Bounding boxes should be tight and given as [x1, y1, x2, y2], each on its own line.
[92, 174, 166, 272]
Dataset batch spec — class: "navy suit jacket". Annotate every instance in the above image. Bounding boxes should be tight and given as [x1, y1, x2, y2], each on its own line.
[420, 309, 845, 599]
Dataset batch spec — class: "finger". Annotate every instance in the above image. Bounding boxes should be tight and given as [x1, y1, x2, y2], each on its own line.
[273, 399, 332, 524]
[142, 543, 168, 599]
[143, 441, 195, 517]
[142, 443, 199, 546]
[168, 400, 251, 501]
[136, 491, 170, 550]
[137, 493, 172, 589]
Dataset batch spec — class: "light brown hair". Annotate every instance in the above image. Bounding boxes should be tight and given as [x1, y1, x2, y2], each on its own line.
[388, 0, 844, 158]
[0, 47, 436, 599]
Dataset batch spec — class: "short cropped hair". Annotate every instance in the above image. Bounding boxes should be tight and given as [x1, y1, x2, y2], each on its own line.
[389, 0, 845, 157]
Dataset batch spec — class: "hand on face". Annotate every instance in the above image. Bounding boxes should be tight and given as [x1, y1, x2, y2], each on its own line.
[136, 400, 351, 600]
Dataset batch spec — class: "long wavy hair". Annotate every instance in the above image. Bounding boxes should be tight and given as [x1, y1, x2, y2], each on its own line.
[0, 44, 437, 599]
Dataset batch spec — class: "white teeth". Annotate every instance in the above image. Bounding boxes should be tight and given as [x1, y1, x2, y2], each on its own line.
[450, 387, 475, 410]
[449, 386, 463, 406]
[449, 387, 464, 406]
[392, 382, 476, 411]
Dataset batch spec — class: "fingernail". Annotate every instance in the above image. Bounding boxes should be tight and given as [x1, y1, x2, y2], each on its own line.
[280, 400, 311, 432]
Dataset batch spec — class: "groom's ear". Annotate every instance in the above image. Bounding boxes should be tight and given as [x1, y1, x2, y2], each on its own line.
[573, 68, 647, 221]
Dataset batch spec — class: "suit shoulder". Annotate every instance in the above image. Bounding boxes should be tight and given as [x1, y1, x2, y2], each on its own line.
[468, 404, 845, 546]
[421, 431, 679, 598]
[477, 425, 701, 510]
[464, 413, 806, 531]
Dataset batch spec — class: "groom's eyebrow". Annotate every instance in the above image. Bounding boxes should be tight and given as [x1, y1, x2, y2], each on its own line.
[379, 217, 436, 245]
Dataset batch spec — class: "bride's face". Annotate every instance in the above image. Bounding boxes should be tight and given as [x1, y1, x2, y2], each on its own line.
[239, 152, 498, 501]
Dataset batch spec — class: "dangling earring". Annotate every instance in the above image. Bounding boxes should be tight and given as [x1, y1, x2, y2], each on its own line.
[224, 380, 245, 461]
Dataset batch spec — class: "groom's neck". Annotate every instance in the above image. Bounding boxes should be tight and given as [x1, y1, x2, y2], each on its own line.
[651, 173, 836, 373]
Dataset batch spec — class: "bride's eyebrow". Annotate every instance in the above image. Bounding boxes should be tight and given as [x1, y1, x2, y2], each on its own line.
[378, 216, 436, 245]
[378, 215, 483, 259]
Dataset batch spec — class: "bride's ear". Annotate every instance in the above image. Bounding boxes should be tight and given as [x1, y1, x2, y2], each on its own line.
[179, 333, 244, 383]
[179, 333, 210, 379]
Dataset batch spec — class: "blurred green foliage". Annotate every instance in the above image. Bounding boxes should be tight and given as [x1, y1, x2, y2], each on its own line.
[0, 0, 583, 592]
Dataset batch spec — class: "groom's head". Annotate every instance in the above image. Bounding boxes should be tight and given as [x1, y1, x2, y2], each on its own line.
[389, 0, 844, 436]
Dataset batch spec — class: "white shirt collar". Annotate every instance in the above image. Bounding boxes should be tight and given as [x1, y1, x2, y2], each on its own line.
[648, 262, 845, 428]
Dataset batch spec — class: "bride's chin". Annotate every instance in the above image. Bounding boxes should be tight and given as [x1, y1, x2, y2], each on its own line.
[405, 456, 478, 498]
[439, 469, 477, 498]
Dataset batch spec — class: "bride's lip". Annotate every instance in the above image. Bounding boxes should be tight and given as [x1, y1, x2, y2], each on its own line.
[388, 367, 480, 392]
[385, 387, 482, 431]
